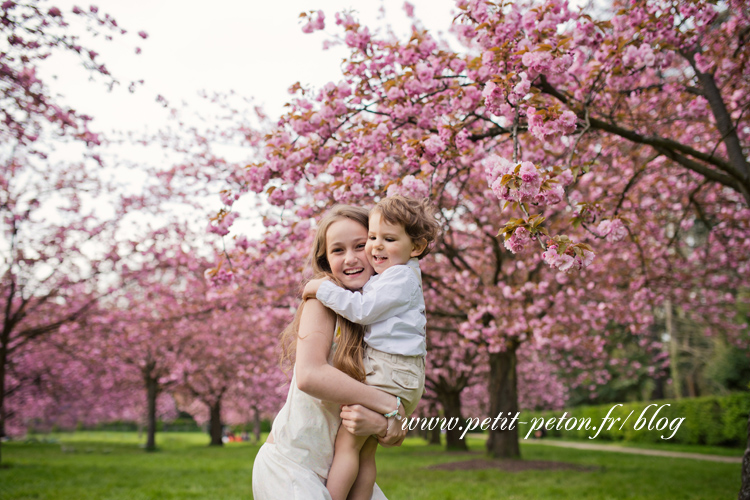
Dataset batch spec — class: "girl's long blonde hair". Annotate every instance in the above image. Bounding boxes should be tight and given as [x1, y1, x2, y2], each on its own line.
[279, 205, 369, 382]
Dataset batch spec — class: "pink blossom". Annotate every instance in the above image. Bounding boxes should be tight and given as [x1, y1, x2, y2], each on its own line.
[208, 211, 239, 237]
[694, 52, 714, 73]
[526, 107, 550, 140]
[556, 253, 576, 272]
[512, 72, 531, 98]
[558, 110, 577, 134]
[403, 1, 415, 18]
[542, 244, 561, 266]
[416, 62, 433, 81]
[578, 250, 595, 268]
[485, 155, 513, 195]
[138, 31, 148, 39]
[538, 184, 564, 206]
[485, 156, 542, 203]
[301, 10, 325, 34]
[313, 10, 325, 30]
[549, 54, 573, 74]
[404, 78, 423, 95]
[642, 48, 655, 67]
[386, 175, 428, 198]
[622, 45, 640, 67]
[521, 50, 552, 74]
[455, 129, 470, 151]
[557, 168, 574, 186]
[597, 219, 628, 242]
[387, 86, 405, 100]
[518, 162, 541, 201]
[450, 58, 466, 74]
[482, 81, 505, 116]
[504, 226, 531, 254]
[542, 244, 594, 273]
[423, 135, 446, 157]
[48, 6, 62, 16]
[350, 183, 366, 197]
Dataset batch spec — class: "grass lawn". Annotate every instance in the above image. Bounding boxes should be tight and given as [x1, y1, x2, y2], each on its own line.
[0, 431, 742, 499]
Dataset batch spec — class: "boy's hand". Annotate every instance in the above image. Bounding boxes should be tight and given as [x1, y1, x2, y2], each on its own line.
[379, 403, 407, 447]
[302, 278, 329, 300]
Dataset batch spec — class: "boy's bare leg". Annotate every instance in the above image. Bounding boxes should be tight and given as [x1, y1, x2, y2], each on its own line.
[347, 435, 378, 500]
[327, 424, 370, 500]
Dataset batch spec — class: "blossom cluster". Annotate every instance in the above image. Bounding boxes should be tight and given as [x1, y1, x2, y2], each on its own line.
[542, 244, 595, 273]
[485, 156, 541, 203]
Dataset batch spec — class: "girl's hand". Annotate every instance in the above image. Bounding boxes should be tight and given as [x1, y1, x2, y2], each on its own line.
[340, 404, 391, 438]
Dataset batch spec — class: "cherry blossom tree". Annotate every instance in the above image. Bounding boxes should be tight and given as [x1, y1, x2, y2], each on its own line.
[213, 0, 749, 460]
[0, 0, 147, 463]
[5, 332, 148, 436]
[176, 303, 285, 446]
[88, 225, 212, 450]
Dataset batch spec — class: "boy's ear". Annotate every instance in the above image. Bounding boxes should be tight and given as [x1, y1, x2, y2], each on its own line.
[410, 238, 428, 258]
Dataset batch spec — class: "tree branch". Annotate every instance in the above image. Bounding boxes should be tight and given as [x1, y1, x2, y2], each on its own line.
[535, 77, 741, 183]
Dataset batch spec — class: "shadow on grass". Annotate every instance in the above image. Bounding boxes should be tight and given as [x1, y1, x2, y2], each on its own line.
[428, 457, 603, 473]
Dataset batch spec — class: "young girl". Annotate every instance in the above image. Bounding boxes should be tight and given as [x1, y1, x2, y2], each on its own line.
[252, 205, 407, 500]
[304, 195, 440, 500]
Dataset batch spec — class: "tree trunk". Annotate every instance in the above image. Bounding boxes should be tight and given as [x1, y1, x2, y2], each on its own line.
[650, 374, 666, 400]
[686, 371, 698, 398]
[209, 400, 223, 446]
[486, 346, 521, 459]
[429, 424, 442, 445]
[0, 339, 6, 466]
[427, 402, 441, 445]
[739, 410, 750, 500]
[253, 406, 261, 443]
[145, 375, 159, 452]
[666, 299, 682, 399]
[438, 391, 467, 451]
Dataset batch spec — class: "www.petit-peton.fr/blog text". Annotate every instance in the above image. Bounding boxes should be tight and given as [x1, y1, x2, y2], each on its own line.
[401, 404, 685, 440]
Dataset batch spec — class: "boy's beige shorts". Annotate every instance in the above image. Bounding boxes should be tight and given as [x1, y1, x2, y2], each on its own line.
[364, 345, 426, 417]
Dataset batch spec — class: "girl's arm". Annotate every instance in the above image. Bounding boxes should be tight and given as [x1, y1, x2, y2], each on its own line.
[295, 299, 406, 419]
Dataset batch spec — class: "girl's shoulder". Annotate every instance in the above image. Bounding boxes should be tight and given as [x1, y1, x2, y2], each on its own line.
[301, 298, 338, 321]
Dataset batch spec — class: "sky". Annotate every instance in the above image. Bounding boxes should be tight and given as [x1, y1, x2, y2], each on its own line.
[35, 0, 459, 239]
[42, 0, 459, 132]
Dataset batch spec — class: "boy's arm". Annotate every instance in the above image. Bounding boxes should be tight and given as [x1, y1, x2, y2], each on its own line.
[316, 266, 419, 325]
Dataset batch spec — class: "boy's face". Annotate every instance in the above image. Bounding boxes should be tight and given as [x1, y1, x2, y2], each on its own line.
[365, 211, 421, 274]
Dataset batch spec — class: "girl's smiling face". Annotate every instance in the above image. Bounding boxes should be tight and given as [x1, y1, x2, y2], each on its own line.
[325, 218, 374, 290]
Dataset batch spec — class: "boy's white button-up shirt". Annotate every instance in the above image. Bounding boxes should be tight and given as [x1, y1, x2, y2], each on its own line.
[316, 258, 426, 357]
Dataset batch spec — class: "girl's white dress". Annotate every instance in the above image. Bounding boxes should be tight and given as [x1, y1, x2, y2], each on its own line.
[252, 327, 388, 499]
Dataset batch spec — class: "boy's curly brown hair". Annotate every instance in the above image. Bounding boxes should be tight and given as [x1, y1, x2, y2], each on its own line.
[371, 195, 441, 259]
